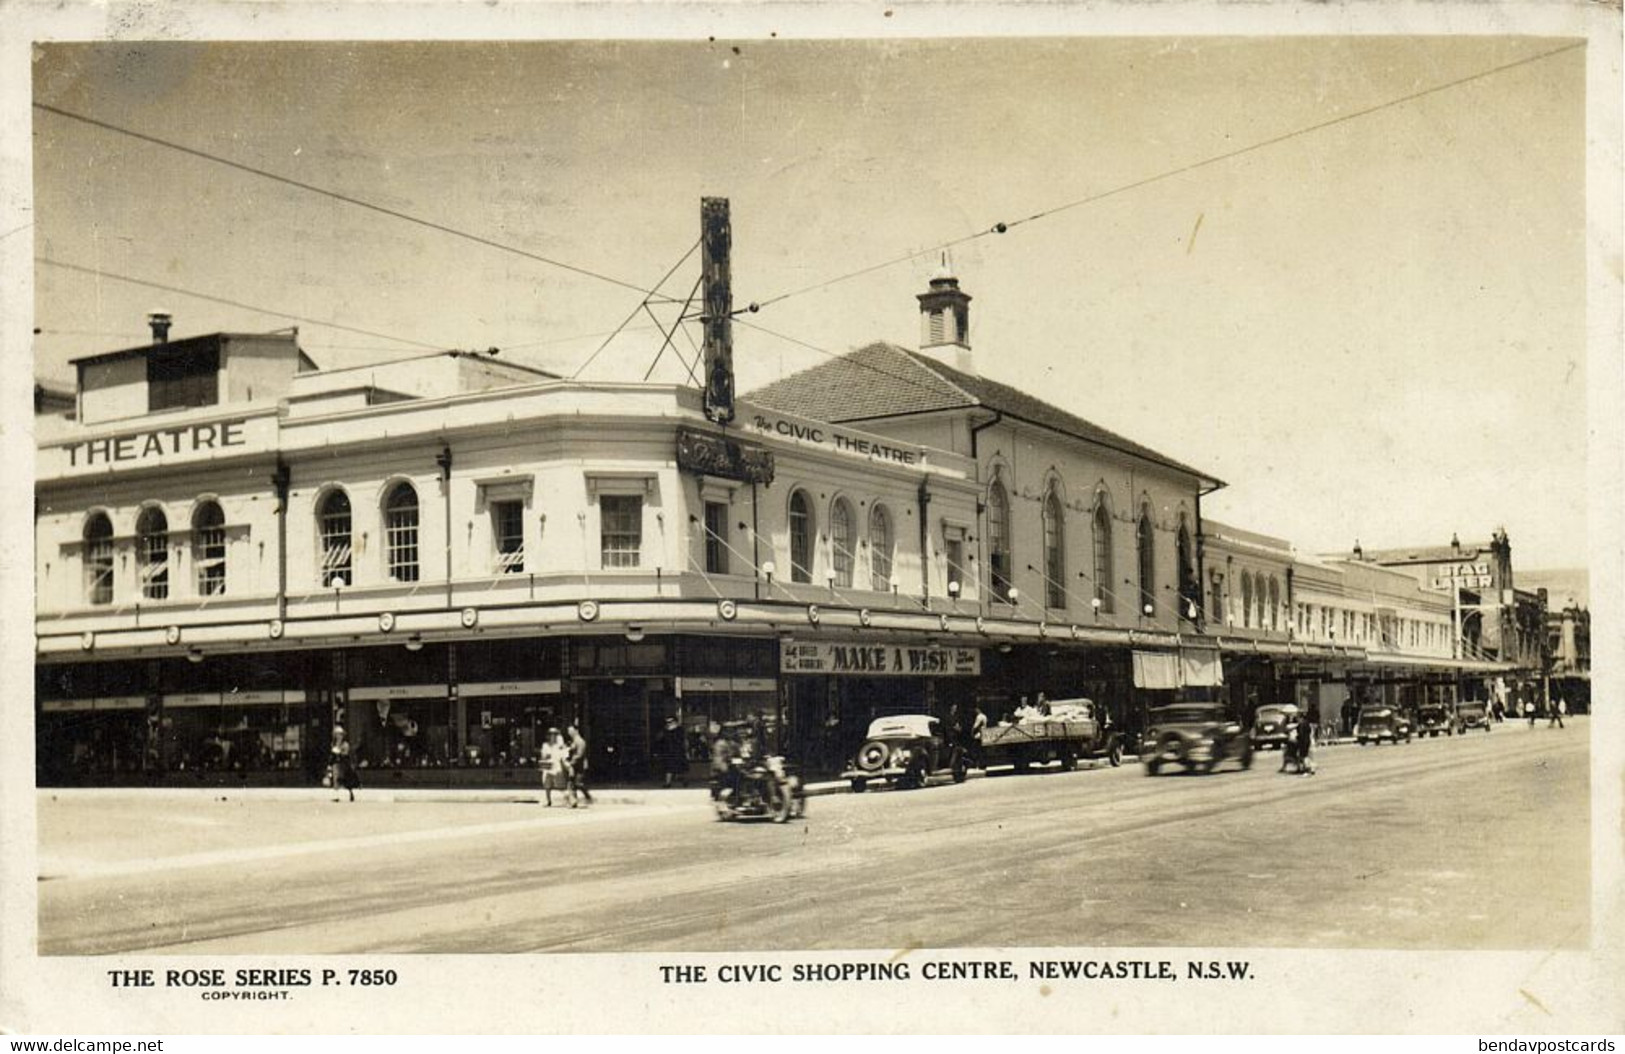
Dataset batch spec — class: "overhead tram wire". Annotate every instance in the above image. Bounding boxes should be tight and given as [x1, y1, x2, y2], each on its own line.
[569, 240, 699, 380]
[33, 103, 660, 299]
[745, 39, 1587, 312]
[37, 257, 445, 351]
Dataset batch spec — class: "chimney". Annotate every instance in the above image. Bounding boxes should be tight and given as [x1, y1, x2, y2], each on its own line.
[147, 310, 173, 343]
[1450, 532, 1461, 554]
[916, 254, 974, 375]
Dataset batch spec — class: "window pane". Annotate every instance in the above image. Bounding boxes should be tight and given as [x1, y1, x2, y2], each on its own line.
[493, 500, 524, 574]
[147, 346, 219, 412]
[704, 502, 729, 575]
[830, 501, 853, 587]
[193, 502, 226, 596]
[85, 514, 113, 605]
[137, 508, 169, 600]
[319, 491, 352, 586]
[385, 485, 419, 582]
[601, 495, 642, 568]
[789, 492, 813, 583]
[1092, 505, 1113, 613]
[1138, 512, 1155, 615]
[1043, 493, 1064, 609]
[869, 505, 893, 591]
[987, 484, 1010, 600]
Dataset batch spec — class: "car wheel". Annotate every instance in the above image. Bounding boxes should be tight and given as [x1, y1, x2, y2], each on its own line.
[1240, 745, 1254, 771]
[1108, 743, 1123, 768]
[1144, 760, 1161, 776]
[849, 779, 867, 794]
[1059, 748, 1078, 772]
[854, 740, 890, 773]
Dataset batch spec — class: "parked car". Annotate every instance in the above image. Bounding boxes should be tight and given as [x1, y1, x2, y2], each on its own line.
[1356, 704, 1412, 745]
[1141, 703, 1253, 775]
[843, 714, 968, 792]
[1249, 703, 1300, 752]
[1415, 702, 1454, 738]
[1456, 699, 1493, 734]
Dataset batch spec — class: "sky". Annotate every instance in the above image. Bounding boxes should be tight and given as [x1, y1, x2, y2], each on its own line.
[28, 36, 1589, 569]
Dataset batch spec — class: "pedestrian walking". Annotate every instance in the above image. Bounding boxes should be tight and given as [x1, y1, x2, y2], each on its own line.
[658, 715, 689, 787]
[330, 726, 359, 803]
[1296, 714, 1317, 777]
[565, 723, 593, 806]
[1549, 695, 1566, 729]
[1524, 697, 1537, 727]
[1279, 718, 1301, 774]
[539, 727, 571, 807]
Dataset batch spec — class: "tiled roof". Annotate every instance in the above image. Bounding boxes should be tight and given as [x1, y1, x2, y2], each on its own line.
[747, 341, 1219, 484]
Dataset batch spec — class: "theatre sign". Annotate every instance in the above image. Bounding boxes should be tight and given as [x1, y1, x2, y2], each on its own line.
[781, 641, 981, 677]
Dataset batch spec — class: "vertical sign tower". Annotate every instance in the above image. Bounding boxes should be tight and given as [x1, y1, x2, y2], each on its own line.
[701, 197, 735, 424]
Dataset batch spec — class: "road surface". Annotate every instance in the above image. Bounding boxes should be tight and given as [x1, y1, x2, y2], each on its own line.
[37, 718, 1589, 954]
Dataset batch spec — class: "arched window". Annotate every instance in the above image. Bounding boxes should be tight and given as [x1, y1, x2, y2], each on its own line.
[987, 481, 1011, 601]
[1042, 486, 1065, 609]
[384, 482, 420, 583]
[318, 489, 353, 587]
[1137, 506, 1155, 616]
[829, 498, 855, 588]
[193, 501, 227, 596]
[869, 504, 894, 591]
[788, 490, 814, 584]
[1176, 519, 1197, 622]
[84, 513, 114, 606]
[136, 506, 169, 600]
[1091, 501, 1114, 613]
[1268, 577, 1281, 632]
[1241, 572, 1254, 628]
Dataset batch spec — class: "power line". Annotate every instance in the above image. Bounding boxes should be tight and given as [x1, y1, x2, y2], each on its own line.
[37, 257, 446, 351]
[34, 102, 659, 298]
[734, 317, 962, 404]
[749, 39, 1586, 311]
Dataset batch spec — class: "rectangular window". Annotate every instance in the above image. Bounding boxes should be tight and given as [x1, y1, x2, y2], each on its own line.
[601, 495, 642, 569]
[945, 538, 965, 596]
[147, 346, 219, 412]
[385, 508, 420, 582]
[704, 501, 729, 575]
[87, 539, 113, 606]
[492, 500, 525, 574]
[196, 526, 226, 595]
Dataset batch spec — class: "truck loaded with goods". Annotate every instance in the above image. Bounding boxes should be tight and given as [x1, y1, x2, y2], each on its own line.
[978, 698, 1124, 772]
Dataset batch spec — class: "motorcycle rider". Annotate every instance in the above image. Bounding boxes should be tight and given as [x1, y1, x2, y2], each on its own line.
[709, 722, 738, 801]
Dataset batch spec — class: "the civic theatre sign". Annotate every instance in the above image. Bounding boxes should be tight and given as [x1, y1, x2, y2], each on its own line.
[781, 641, 981, 677]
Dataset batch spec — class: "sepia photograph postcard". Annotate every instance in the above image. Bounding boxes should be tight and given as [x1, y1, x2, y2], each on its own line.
[1, 0, 1621, 1036]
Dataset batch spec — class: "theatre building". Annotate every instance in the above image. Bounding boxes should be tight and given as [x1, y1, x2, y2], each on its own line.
[35, 261, 1255, 786]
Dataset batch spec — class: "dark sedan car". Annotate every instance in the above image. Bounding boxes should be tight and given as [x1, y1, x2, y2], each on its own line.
[1356, 704, 1412, 745]
[1250, 704, 1300, 752]
[1142, 703, 1253, 775]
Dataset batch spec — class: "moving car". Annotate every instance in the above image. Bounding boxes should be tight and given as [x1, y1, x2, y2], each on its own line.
[1141, 703, 1253, 775]
[1415, 702, 1454, 738]
[843, 714, 969, 792]
[1356, 704, 1412, 745]
[1249, 703, 1300, 752]
[1456, 699, 1493, 733]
